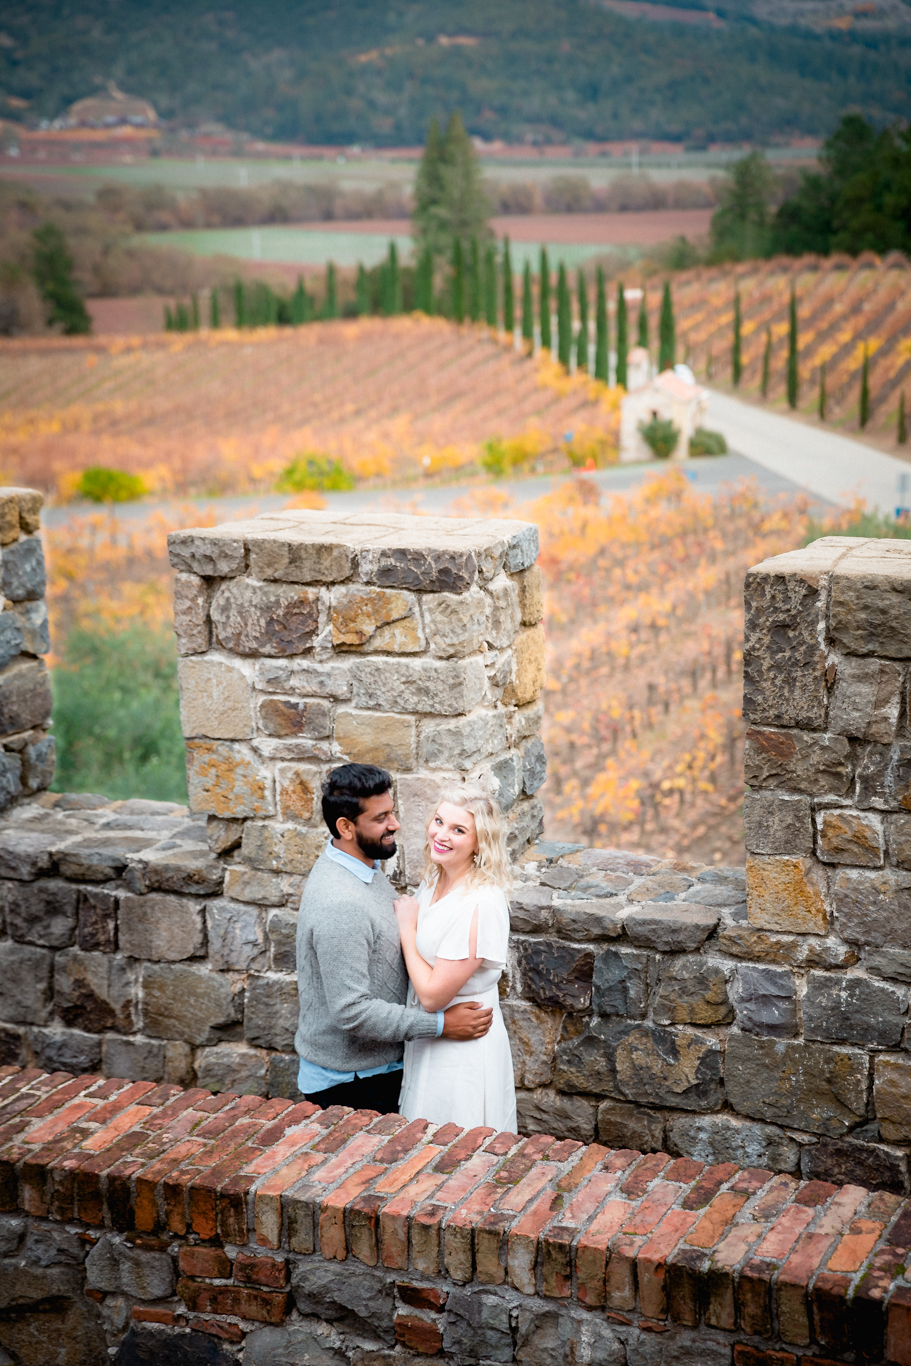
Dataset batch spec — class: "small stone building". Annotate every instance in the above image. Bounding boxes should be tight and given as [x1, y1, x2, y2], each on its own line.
[619, 356, 709, 463]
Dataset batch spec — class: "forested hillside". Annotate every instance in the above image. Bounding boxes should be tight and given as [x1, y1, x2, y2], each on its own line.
[1, 0, 909, 145]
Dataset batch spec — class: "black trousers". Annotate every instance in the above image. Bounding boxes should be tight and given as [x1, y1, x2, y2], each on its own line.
[304, 1069, 402, 1115]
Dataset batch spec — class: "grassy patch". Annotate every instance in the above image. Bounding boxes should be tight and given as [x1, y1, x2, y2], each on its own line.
[803, 509, 911, 546]
[51, 623, 188, 803]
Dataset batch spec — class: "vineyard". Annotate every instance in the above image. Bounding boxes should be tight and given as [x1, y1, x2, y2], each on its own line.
[0, 317, 618, 501]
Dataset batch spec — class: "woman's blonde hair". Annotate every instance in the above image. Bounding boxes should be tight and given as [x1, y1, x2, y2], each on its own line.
[421, 787, 513, 892]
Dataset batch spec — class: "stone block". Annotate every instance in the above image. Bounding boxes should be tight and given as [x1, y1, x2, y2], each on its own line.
[501, 625, 545, 707]
[196, 1043, 268, 1096]
[832, 867, 911, 948]
[726, 1033, 868, 1136]
[592, 947, 651, 1018]
[829, 656, 903, 742]
[76, 888, 117, 953]
[54, 948, 135, 1032]
[510, 699, 544, 748]
[131, 846, 225, 897]
[484, 573, 521, 648]
[242, 821, 324, 875]
[597, 1099, 665, 1152]
[0, 941, 52, 1023]
[141, 962, 241, 1044]
[22, 734, 54, 792]
[800, 1136, 909, 1195]
[359, 543, 478, 595]
[803, 970, 906, 1047]
[331, 585, 422, 652]
[245, 1325, 347, 1366]
[815, 807, 883, 866]
[515, 1310, 623, 1366]
[86, 1233, 175, 1300]
[167, 526, 246, 577]
[515, 938, 594, 1011]
[0, 749, 21, 806]
[730, 965, 797, 1038]
[488, 750, 522, 811]
[522, 737, 547, 795]
[830, 543, 911, 657]
[211, 579, 319, 656]
[11, 599, 50, 656]
[509, 885, 553, 933]
[0, 609, 22, 668]
[866, 948, 911, 983]
[502, 522, 539, 573]
[4, 877, 78, 947]
[257, 695, 332, 739]
[887, 814, 911, 870]
[550, 899, 623, 941]
[422, 586, 488, 658]
[291, 1253, 396, 1340]
[207, 816, 244, 855]
[0, 657, 52, 735]
[1, 535, 45, 600]
[0, 491, 18, 544]
[506, 794, 544, 854]
[244, 974, 299, 1051]
[246, 532, 355, 585]
[652, 958, 733, 1025]
[223, 867, 287, 906]
[501, 1000, 561, 1087]
[856, 740, 911, 810]
[185, 739, 273, 818]
[0, 1024, 22, 1066]
[20, 1224, 86, 1266]
[335, 710, 415, 769]
[511, 564, 544, 627]
[555, 1017, 723, 1111]
[101, 1034, 165, 1082]
[118, 892, 205, 962]
[680, 883, 745, 906]
[54, 833, 159, 883]
[419, 710, 507, 770]
[29, 1026, 102, 1074]
[623, 903, 719, 951]
[254, 659, 352, 698]
[743, 791, 814, 856]
[349, 655, 486, 715]
[206, 900, 268, 970]
[746, 854, 830, 934]
[627, 872, 694, 901]
[9, 486, 43, 534]
[875, 1055, 911, 1140]
[667, 1113, 800, 1173]
[177, 657, 253, 739]
[744, 726, 853, 796]
[275, 764, 317, 823]
[484, 645, 514, 703]
[172, 572, 210, 654]
[742, 559, 827, 727]
[515, 1086, 597, 1143]
[268, 1052, 304, 1101]
[267, 910, 297, 973]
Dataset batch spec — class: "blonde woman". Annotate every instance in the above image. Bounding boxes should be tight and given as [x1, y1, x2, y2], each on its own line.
[394, 789, 516, 1132]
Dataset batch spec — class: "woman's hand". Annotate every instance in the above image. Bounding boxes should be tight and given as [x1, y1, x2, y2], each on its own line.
[393, 895, 420, 936]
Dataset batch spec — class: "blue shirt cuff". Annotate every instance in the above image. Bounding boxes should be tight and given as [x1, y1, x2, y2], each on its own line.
[436, 1010, 445, 1037]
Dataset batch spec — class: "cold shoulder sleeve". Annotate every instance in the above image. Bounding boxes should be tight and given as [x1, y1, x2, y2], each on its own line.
[435, 885, 510, 968]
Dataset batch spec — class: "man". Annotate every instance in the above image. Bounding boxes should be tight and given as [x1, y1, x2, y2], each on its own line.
[295, 763, 494, 1114]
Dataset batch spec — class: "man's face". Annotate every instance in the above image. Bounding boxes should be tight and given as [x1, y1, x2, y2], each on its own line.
[353, 791, 400, 861]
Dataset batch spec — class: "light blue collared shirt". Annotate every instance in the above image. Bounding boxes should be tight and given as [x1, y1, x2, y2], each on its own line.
[298, 839, 444, 1095]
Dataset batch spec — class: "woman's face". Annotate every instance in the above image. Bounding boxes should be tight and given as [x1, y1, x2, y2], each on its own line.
[428, 801, 478, 874]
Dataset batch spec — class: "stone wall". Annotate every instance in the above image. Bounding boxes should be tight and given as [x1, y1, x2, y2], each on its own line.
[0, 486, 53, 808]
[4, 1063, 911, 1366]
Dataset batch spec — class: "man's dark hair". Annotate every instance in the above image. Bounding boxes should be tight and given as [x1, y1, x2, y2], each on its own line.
[321, 764, 393, 838]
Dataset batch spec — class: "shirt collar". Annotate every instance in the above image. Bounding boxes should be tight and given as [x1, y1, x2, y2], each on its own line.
[325, 839, 379, 884]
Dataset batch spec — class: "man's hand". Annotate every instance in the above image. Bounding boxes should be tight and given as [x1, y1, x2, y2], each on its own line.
[441, 1001, 493, 1040]
[393, 895, 420, 933]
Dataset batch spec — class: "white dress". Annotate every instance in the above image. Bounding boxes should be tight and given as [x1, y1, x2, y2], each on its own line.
[399, 880, 517, 1133]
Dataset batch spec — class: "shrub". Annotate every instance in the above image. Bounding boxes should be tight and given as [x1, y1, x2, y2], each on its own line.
[76, 466, 148, 503]
[565, 427, 617, 469]
[638, 415, 680, 459]
[51, 622, 188, 802]
[689, 427, 728, 456]
[275, 453, 355, 492]
[480, 430, 549, 477]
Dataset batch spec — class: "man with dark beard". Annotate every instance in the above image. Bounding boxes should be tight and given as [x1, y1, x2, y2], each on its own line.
[294, 764, 494, 1113]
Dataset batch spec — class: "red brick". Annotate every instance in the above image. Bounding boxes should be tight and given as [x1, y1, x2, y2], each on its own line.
[484, 1131, 520, 1157]
[475, 1209, 514, 1286]
[827, 1217, 884, 1274]
[605, 1234, 643, 1311]
[679, 1162, 739, 1211]
[22, 1099, 97, 1145]
[234, 1251, 288, 1287]
[752, 1173, 799, 1219]
[755, 1202, 815, 1260]
[812, 1269, 851, 1349]
[319, 1164, 385, 1259]
[81, 1103, 153, 1153]
[132, 1306, 180, 1325]
[348, 1191, 385, 1265]
[179, 1245, 231, 1278]
[240, 1125, 321, 1176]
[663, 1157, 704, 1184]
[850, 1243, 906, 1359]
[622, 1181, 681, 1236]
[373, 1144, 441, 1195]
[193, 1097, 265, 1139]
[506, 1187, 565, 1295]
[867, 1190, 903, 1223]
[411, 1201, 447, 1275]
[738, 1258, 775, 1337]
[666, 1245, 705, 1327]
[254, 1152, 325, 1249]
[601, 1148, 641, 1175]
[702, 1224, 764, 1330]
[86, 1081, 157, 1128]
[134, 1141, 207, 1233]
[397, 1283, 448, 1310]
[257, 1098, 293, 1122]
[888, 1285, 911, 1366]
[23, 1076, 100, 1119]
[189, 1318, 244, 1343]
[777, 1230, 835, 1345]
[434, 1126, 496, 1174]
[430, 1122, 463, 1148]
[217, 1169, 259, 1245]
[370, 1113, 408, 1136]
[177, 1277, 289, 1324]
[309, 1133, 382, 1186]
[556, 1142, 609, 1192]
[255, 1101, 320, 1149]
[311, 1110, 378, 1154]
[638, 1208, 697, 1319]
[432, 1151, 498, 1207]
[395, 1314, 443, 1355]
[310, 1104, 352, 1128]
[575, 1199, 631, 1307]
[443, 1180, 503, 1283]
[374, 1120, 430, 1165]
[497, 1161, 557, 1214]
[141, 1089, 212, 1132]
[733, 1348, 797, 1366]
[687, 1191, 749, 1249]
[540, 1222, 574, 1300]
[620, 1152, 670, 1198]
[730, 1167, 772, 1194]
[548, 1140, 583, 1164]
[815, 1183, 868, 1235]
[795, 1179, 837, 1207]
[189, 1145, 262, 1239]
[135, 1082, 184, 1108]
[379, 1172, 445, 1271]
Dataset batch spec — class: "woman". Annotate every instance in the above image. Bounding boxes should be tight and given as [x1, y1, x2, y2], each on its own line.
[394, 788, 516, 1132]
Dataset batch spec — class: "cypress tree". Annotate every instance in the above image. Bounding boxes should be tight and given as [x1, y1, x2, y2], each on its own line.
[900, 391, 908, 446]
[761, 326, 771, 398]
[787, 285, 798, 409]
[860, 345, 870, 428]
[616, 282, 628, 390]
[209, 289, 220, 329]
[234, 279, 245, 328]
[818, 362, 826, 421]
[557, 262, 571, 369]
[191, 293, 200, 330]
[468, 237, 481, 323]
[576, 268, 588, 374]
[412, 116, 448, 264]
[521, 261, 533, 352]
[416, 248, 433, 314]
[387, 242, 402, 315]
[176, 301, 190, 331]
[355, 264, 370, 316]
[502, 237, 514, 336]
[732, 290, 742, 386]
[484, 244, 497, 327]
[451, 238, 465, 322]
[594, 266, 608, 383]
[31, 222, 91, 334]
[325, 262, 338, 319]
[539, 247, 552, 353]
[164, 304, 173, 331]
[658, 281, 675, 372]
[440, 112, 490, 258]
[637, 290, 648, 350]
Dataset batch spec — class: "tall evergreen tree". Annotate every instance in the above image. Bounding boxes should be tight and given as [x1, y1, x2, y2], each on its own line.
[468, 237, 481, 322]
[164, 304, 174, 331]
[502, 237, 514, 336]
[412, 116, 449, 263]
[416, 248, 433, 314]
[860, 345, 870, 427]
[556, 263, 571, 369]
[355, 264, 370, 316]
[539, 248, 552, 353]
[761, 326, 772, 397]
[325, 262, 338, 319]
[484, 244, 497, 327]
[234, 279, 245, 327]
[818, 362, 826, 420]
[384, 242, 402, 315]
[732, 290, 742, 386]
[900, 391, 908, 446]
[616, 283, 628, 390]
[191, 293, 200, 330]
[787, 286, 799, 408]
[594, 266, 608, 383]
[32, 223, 91, 334]
[521, 261, 533, 352]
[658, 281, 675, 371]
[576, 268, 588, 374]
[441, 112, 490, 255]
[209, 289, 220, 329]
[451, 238, 465, 322]
[637, 290, 648, 350]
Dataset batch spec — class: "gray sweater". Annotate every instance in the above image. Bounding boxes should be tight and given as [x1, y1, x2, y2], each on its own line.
[294, 847, 439, 1072]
